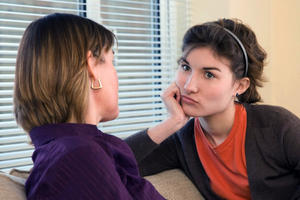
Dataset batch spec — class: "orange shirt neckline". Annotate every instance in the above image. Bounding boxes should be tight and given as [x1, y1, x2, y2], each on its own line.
[194, 103, 251, 200]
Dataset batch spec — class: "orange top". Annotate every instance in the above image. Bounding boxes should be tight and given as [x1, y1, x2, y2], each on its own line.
[194, 104, 251, 200]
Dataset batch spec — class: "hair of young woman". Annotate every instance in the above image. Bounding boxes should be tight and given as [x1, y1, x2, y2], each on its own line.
[180, 18, 267, 103]
[14, 13, 115, 132]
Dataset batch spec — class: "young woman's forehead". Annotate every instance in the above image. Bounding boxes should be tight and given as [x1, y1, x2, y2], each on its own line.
[186, 47, 231, 69]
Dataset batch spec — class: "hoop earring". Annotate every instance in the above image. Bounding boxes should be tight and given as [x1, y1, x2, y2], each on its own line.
[91, 79, 102, 90]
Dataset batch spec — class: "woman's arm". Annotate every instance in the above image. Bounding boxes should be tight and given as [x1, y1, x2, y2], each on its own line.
[284, 117, 300, 199]
[147, 82, 189, 144]
[126, 128, 181, 176]
[125, 82, 189, 176]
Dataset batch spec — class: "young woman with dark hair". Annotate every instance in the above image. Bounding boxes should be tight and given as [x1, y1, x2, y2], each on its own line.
[126, 19, 300, 200]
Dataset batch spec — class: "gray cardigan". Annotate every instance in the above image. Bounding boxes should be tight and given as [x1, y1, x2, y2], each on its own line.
[125, 104, 300, 200]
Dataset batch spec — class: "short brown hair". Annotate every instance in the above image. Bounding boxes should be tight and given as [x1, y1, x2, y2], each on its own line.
[181, 18, 267, 103]
[14, 13, 115, 132]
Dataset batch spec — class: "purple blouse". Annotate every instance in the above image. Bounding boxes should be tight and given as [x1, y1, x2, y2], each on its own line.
[26, 123, 165, 200]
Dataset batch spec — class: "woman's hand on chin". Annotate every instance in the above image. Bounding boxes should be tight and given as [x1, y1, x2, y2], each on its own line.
[147, 82, 189, 144]
[161, 82, 189, 128]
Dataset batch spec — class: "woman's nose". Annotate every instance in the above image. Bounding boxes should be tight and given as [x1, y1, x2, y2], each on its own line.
[184, 74, 198, 93]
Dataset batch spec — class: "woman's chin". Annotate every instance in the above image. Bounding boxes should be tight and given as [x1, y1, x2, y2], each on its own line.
[100, 108, 119, 122]
[110, 109, 119, 120]
[182, 106, 201, 118]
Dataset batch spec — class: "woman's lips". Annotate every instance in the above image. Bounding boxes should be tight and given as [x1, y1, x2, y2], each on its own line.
[181, 95, 198, 104]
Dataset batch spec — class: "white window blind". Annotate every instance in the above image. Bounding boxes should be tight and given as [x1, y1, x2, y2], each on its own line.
[0, 0, 189, 172]
[100, 0, 170, 137]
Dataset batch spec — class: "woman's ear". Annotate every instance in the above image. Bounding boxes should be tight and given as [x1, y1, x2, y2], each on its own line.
[86, 50, 97, 79]
[236, 77, 250, 95]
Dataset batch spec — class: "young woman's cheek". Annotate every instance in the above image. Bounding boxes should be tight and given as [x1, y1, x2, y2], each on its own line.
[175, 71, 187, 91]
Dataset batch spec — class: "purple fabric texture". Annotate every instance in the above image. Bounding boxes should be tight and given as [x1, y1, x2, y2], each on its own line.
[26, 123, 165, 200]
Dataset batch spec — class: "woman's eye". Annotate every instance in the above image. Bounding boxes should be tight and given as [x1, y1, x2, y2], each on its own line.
[181, 64, 190, 71]
[204, 71, 215, 79]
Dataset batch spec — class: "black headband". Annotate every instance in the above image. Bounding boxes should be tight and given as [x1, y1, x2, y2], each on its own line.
[222, 27, 248, 77]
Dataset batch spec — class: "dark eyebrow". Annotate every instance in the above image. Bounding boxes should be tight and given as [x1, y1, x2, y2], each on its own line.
[203, 67, 221, 72]
[179, 58, 221, 72]
[178, 58, 190, 65]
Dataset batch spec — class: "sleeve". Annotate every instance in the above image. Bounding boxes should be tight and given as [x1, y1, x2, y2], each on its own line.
[28, 144, 132, 200]
[125, 129, 180, 176]
[283, 113, 300, 199]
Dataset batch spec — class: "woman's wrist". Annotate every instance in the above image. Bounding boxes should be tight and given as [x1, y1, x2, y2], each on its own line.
[147, 116, 187, 144]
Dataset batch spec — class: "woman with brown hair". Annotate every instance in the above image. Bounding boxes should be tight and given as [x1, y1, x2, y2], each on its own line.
[14, 13, 164, 200]
[126, 19, 300, 200]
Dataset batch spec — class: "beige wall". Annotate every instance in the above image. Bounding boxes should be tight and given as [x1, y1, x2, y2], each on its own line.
[189, 0, 300, 116]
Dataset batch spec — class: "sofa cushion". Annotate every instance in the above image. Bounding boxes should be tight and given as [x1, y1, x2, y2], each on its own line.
[9, 169, 30, 179]
[145, 169, 204, 200]
[0, 172, 26, 200]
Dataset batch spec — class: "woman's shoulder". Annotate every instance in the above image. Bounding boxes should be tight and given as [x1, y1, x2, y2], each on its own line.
[59, 134, 134, 162]
[53, 134, 101, 150]
[35, 135, 110, 166]
[27, 137, 130, 199]
[100, 132, 134, 154]
[245, 103, 297, 117]
[244, 103, 300, 127]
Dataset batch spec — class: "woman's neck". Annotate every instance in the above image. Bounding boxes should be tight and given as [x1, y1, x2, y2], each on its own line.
[199, 102, 236, 147]
[84, 91, 102, 125]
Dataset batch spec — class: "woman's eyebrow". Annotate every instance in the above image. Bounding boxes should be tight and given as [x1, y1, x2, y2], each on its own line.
[180, 58, 221, 72]
[180, 58, 190, 65]
[202, 67, 221, 72]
